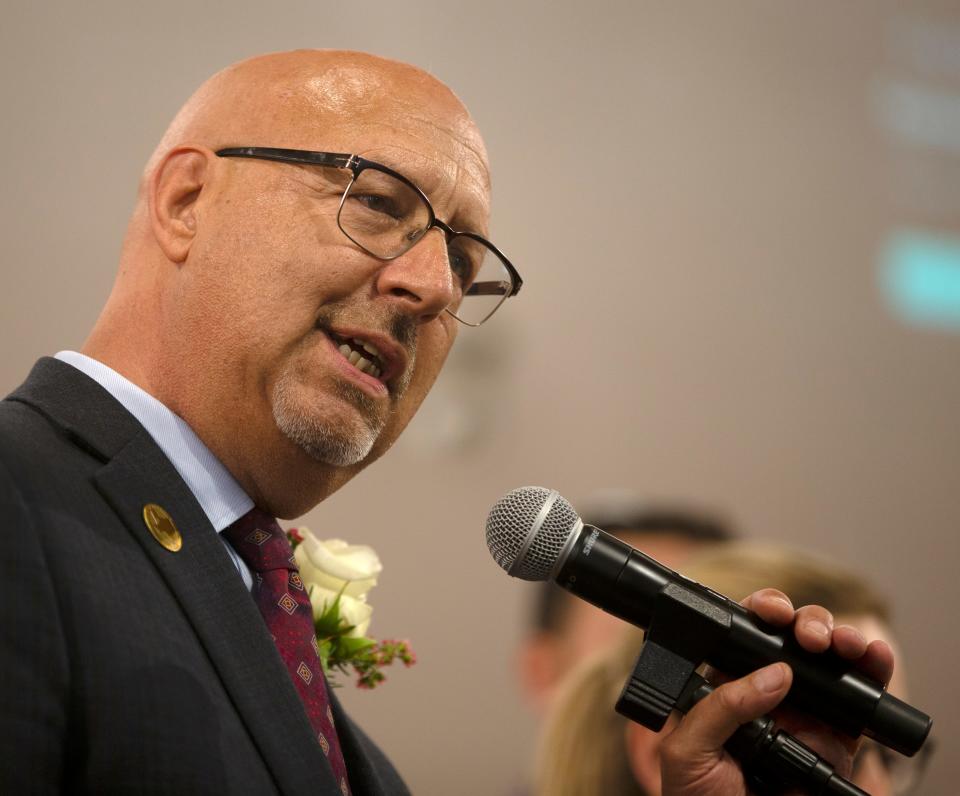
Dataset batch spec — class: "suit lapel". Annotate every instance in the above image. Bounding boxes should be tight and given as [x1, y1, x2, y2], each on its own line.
[9, 359, 340, 796]
[329, 685, 410, 795]
[94, 435, 342, 795]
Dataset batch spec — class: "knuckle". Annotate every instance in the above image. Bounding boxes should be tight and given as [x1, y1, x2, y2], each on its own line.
[714, 680, 748, 717]
[658, 734, 684, 767]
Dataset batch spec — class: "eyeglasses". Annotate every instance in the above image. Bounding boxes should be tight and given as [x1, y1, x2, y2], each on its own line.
[216, 147, 522, 326]
[852, 736, 936, 795]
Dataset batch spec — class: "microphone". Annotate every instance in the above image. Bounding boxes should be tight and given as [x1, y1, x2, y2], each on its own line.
[486, 486, 932, 757]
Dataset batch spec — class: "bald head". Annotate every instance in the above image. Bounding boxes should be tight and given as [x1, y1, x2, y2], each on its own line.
[144, 50, 489, 191]
[86, 50, 496, 517]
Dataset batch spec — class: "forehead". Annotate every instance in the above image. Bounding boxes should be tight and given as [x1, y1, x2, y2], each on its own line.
[290, 65, 491, 232]
[360, 138, 490, 234]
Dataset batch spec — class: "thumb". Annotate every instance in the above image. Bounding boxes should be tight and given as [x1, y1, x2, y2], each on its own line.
[660, 663, 793, 790]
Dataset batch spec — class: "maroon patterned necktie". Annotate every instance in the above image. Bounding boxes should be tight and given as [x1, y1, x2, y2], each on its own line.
[223, 508, 351, 795]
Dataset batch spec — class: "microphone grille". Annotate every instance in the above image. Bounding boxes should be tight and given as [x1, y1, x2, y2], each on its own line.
[485, 486, 581, 581]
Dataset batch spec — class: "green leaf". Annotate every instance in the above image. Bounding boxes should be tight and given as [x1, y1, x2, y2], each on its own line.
[338, 636, 376, 656]
[304, 578, 416, 690]
[313, 591, 345, 637]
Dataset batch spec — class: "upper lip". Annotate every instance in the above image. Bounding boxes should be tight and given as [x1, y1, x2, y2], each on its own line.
[324, 324, 409, 388]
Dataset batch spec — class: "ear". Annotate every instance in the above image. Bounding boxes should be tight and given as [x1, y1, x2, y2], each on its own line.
[624, 718, 667, 796]
[148, 146, 213, 263]
[516, 633, 564, 714]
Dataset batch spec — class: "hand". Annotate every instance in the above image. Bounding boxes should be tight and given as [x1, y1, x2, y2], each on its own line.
[658, 589, 895, 796]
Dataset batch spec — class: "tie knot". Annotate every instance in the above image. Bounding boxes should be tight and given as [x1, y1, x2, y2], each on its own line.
[222, 507, 298, 574]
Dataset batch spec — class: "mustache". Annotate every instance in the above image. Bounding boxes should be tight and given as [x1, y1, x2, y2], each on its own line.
[389, 311, 417, 351]
[386, 311, 417, 403]
[315, 303, 417, 351]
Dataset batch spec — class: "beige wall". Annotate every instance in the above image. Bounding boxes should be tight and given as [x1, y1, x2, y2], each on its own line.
[3, 1, 957, 793]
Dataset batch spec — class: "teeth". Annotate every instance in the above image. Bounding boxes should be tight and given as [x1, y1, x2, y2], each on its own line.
[354, 358, 383, 379]
[358, 339, 381, 358]
[334, 336, 385, 380]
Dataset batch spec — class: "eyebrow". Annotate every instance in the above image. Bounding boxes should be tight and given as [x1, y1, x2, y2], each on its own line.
[424, 178, 490, 239]
[446, 207, 489, 238]
[361, 150, 489, 236]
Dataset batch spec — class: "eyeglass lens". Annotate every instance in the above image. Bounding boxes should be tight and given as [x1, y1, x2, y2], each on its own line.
[852, 738, 933, 795]
[339, 167, 513, 326]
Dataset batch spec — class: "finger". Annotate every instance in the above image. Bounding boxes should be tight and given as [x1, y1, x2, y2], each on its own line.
[666, 663, 793, 754]
[831, 624, 869, 660]
[855, 639, 895, 685]
[831, 630, 894, 686]
[741, 589, 794, 625]
[793, 604, 835, 652]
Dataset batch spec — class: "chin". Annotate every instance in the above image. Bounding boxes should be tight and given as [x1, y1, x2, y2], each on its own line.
[274, 404, 379, 467]
[271, 377, 384, 468]
[298, 428, 376, 467]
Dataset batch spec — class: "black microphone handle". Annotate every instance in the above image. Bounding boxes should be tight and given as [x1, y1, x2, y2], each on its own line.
[556, 524, 931, 756]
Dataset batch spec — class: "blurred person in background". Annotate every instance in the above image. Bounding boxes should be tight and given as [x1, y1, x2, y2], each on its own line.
[517, 494, 736, 714]
[533, 543, 931, 796]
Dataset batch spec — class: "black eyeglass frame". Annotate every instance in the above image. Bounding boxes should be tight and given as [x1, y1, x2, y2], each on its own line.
[215, 146, 522, 326]
[852, 735, 936, 796]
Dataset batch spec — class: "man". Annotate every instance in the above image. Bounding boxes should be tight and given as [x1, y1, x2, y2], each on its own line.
[0, 50, 893, 794]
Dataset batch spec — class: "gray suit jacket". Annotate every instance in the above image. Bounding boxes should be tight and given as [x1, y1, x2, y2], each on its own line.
[0, 358, 410, 795]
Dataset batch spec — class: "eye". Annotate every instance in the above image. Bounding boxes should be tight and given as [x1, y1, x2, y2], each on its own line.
[350, 192, 403, 220]
[447, 240, 478, 289]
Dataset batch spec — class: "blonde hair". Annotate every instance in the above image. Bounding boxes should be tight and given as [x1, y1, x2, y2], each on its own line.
[533, 543, 892, 796]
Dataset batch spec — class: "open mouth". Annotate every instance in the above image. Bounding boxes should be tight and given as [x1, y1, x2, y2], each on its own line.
[329, 332, 385, 380]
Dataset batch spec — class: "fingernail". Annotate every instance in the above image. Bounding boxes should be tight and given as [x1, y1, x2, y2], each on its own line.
[772, 595, 793, 611]
[838, 624, 867, 645]
[808, 620, 831, 638]
[753, 663, 786, 693]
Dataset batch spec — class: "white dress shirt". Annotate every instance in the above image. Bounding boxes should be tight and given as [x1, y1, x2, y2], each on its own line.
[55, 350, 254, 590]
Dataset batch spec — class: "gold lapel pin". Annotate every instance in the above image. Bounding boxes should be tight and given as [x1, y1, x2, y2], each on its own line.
[143, 503, 183, 552]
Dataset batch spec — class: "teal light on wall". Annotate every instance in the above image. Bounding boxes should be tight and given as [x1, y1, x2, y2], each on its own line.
[881, 230, 960, 331]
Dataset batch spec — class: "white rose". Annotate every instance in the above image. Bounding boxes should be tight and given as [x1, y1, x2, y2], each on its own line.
[295, 533, 382, 597]
[294, 530, 382, 638]
[307, 585, 373, 638]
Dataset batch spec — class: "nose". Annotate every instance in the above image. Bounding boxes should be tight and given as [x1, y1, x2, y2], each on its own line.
[375, 228, 458, 322]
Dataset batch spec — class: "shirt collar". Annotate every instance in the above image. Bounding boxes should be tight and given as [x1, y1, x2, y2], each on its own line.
[55, 351, 253, 532]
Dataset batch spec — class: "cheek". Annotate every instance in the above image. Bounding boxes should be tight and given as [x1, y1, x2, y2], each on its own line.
[407, 317, 459, 406]
[171, 249, 320, 400]
[188, 222, 359, 339]
[372, 320, 458, 450]
[412, 319, 458, 388]
[851, 753, 891, 794]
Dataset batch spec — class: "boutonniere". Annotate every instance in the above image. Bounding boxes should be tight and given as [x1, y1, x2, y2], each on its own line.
[287, 527, 416, 689]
